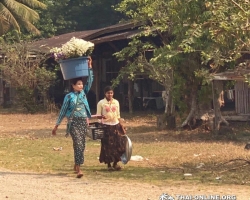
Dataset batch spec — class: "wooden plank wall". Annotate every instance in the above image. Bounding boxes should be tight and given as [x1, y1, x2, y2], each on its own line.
[235, 81, 250, 114]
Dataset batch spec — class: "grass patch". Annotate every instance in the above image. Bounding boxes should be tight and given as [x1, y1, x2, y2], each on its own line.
[0, 113, 250, 186]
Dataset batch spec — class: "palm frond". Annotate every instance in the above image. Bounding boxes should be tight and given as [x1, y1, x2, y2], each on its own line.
[21, 19, 40, 35]
[0, 2, 20, 34]
[16, 0, 46, 9]
[0, 16, 11, 35]
[2, 0, 40, 22]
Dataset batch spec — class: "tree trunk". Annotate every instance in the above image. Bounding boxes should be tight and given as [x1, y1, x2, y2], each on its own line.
[156, 114, 176, 130]
[212, 80, 229, 130]
[166, 115, 176, 129]
[156, 114, 167, 130]
[181, 86, 198, 128]
[162, 88, 170, 114]
[157, 85, 176, 130]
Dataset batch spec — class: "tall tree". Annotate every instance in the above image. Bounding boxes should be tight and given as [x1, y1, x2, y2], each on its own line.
[66, 0, 123, 31]
[1, 0, 120, 40]
[0, 0, 46, 36]
[115, 0, 250, 128]
[31, 0, 123, 38]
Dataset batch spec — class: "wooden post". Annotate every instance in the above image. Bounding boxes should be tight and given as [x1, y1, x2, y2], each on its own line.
[95, 56, 101, 103]
[128, 79, 133, 114]
[140, 78, 143, 102]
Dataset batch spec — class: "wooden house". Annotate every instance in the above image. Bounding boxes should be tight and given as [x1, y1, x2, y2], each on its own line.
[212, 62, 250, 122]
[1, 22, 165, 111]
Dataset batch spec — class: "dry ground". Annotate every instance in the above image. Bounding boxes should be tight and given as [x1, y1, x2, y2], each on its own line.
[0, 168, 250, 200]
[0, 113, 250, 200]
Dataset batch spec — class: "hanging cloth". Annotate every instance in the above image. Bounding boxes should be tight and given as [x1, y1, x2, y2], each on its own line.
[227, 89, 234, 100]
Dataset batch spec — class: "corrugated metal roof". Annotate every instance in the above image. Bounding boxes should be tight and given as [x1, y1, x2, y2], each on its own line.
[29, 30, 97, 52]
[29, 22, 142, 52]
[91, 29, 141, 44]
[213, 61, 250, 80]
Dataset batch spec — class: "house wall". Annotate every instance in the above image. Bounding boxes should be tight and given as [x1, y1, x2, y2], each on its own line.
[95, 55, 123, 103]
[235, 81, 250, 114]
[0, 75, 15, 107]
[0, 60, 16, 107]
[93, 49, 164, 111]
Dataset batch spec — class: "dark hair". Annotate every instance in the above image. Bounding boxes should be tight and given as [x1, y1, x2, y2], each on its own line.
[69, 78, 83, 92]
[70, 77, 83, 85]
[104, 86, 113, 94]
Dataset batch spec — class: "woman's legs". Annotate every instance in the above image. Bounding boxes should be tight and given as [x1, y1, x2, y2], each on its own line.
[113, 162, 122, 170]
[70, 118, 87, 177]
[107, 162, 114, 171]
[75, 165, 83, 178]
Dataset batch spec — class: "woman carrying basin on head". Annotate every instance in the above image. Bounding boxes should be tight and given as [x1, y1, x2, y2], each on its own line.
[52, 57, 93, 178]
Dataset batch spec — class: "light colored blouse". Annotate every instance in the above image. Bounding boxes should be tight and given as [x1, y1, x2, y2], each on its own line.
[96, 98, 120, 125]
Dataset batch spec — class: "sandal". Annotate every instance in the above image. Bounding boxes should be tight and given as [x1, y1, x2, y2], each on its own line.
[108, 166, 114, 171]
[113, 164, 122, 171]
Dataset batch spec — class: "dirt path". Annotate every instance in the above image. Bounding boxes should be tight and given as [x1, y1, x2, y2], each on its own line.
[0, 168, 250, 200]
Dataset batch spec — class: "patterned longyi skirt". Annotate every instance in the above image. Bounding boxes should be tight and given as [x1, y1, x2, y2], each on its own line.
[99, 123, 126, 164]
[69, 117, 88, 165]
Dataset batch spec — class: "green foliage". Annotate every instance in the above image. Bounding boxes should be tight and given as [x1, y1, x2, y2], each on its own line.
[0, 41, 57, 112]
[113, 38, 155, 85]
[115, 0, 250, 115]
[1, 0, 124, 40]
[15, 86, 39, 113]
[0, 0, 46, 36]
[0, 30, 21, 43]
[172, 72, 188, 116]
[180, 0, 250, 66]
[31, 0, 124, 39]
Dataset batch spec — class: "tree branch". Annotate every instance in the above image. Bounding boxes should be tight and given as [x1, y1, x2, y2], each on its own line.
[230, 0, 246, 13]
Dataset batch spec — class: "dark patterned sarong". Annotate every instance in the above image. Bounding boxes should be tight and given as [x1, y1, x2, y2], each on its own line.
[70, 117, 87, 165]
[99, 123, 126, 164]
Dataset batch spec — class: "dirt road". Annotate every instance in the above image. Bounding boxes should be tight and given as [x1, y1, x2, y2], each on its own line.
[0, 168, 250, 200]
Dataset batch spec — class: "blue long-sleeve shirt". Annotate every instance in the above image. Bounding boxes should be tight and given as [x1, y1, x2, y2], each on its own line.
[56, 69, 93, 125]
